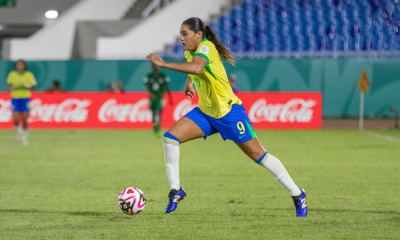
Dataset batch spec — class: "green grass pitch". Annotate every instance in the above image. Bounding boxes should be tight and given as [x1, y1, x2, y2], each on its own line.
[0, 129, 399, 239]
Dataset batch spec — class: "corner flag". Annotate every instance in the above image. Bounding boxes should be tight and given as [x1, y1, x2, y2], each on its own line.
[359, 70, 370, 131]
[359, 70, 370, 93]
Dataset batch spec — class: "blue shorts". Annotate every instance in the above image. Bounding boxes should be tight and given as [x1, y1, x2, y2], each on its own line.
[11, 98, 31, 112]
[185, 104, 256, 143]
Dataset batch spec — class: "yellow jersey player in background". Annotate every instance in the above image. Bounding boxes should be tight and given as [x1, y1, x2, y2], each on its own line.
[146, 17, 307, 217]
[7, 60, 36, 145]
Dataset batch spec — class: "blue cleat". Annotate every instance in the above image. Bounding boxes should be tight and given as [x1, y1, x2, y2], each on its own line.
[292, 188, 308, 217]
[165, 188, 186, 213]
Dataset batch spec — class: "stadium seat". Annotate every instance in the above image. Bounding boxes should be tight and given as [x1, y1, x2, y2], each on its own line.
[167, 0, 400, 57]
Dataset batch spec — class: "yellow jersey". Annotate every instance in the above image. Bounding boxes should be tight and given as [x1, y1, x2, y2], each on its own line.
[6, 71, 37, 99]
[185, 39, 241, 119]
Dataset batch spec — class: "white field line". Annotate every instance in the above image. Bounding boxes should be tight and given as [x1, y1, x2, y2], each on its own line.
[361, 130, 400, 144]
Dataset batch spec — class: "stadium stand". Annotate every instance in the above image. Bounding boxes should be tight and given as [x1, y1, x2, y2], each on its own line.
[163, 0, 400, 58]
[7, 0, 136, 60]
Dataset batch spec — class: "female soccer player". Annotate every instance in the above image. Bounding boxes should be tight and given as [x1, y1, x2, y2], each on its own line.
[7, 60, 36, 145]
[147, 17, 307, 217]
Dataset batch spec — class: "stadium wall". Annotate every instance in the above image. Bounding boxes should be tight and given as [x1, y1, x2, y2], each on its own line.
[8, 0, 136, 60]
[0, 58, 399, 117]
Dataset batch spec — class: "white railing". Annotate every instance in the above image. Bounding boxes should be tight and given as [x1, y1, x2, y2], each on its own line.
[141, 0, 171, 18]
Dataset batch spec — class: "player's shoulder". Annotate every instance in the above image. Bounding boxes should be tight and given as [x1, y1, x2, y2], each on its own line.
[159, 72, 168, 78]
[199, 39, 214, 47]
[8, 70, 18, 76]
[7, 71, 18, 82]
[197, 39, 215, 52]
[160, 72, 170, 82]
[25, 71, 35, 77]
[144, 73, 152, 83]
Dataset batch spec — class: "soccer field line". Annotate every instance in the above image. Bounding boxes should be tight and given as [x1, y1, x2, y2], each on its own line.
[361, 130, 400, 144]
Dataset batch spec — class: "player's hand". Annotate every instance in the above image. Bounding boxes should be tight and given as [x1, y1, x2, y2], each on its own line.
[23, 84, 32, 89]
[146, 54, 165, 68]
[185, 82, 196, 99]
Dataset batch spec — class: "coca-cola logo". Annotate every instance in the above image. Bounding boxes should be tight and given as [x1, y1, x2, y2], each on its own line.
[173, 99, 197, 121]
[30, 99, 91, 123]
[0, 99, 12, 122]
[249, 98, 316, 123]
[98, 99, 152, 123]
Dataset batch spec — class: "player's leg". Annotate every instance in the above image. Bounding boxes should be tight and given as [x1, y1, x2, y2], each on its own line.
[214, 104, 307, 217]
[152, 109, 161, 137]
[21, 112, 29, 145]
[236, 138, 301, 196]
[11, 99, 22, 142]
[12, 112, 22, 142]
[236, 138, 307, 217]
[163, 108, 212, 213]
[150, 99, 162, 137]
[163, 116, 205, 191]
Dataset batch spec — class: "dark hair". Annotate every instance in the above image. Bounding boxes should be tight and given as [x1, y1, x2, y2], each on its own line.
[182, 17, 236, 65]
[53, 80, 61, 87]
[15, 59, 28, 71]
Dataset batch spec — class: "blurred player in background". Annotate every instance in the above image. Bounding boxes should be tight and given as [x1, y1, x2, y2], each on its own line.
[144, 62, 173, 137]
[108, 80, 125, 94]
[147, 17, 307, 217]
[45, 80, 64, 93]
[7, 59, 37, 145]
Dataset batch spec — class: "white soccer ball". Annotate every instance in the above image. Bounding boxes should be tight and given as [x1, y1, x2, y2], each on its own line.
[117, 187, 146, 215]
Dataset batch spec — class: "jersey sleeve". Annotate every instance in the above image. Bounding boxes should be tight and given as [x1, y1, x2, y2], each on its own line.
[28, 72, 37, 86]
[6, 72, 13, 84]
[194, 42, 213, 64]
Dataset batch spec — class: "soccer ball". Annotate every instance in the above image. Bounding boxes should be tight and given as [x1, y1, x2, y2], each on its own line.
[117, 187, 146, 215]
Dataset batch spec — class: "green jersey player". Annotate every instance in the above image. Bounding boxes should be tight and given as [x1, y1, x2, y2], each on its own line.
[144, 62, 173, 137]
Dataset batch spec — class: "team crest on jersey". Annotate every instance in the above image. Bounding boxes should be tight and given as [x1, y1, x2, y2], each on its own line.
[199, 46, 209, 54]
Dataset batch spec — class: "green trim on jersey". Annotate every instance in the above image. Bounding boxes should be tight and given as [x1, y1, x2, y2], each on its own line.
[194, 53, 209, 64]
[191, 50, 216, 80]
[205, 65, 217, 80]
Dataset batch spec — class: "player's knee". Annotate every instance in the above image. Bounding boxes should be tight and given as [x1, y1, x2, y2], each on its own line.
[163, 132, 181, 145]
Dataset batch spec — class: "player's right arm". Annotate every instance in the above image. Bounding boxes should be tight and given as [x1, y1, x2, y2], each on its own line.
[6, 72, 16, 91]
[184, 76, 195, 99]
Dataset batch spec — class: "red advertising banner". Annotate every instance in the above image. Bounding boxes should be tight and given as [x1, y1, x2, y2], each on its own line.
[0, 92, 322, 129]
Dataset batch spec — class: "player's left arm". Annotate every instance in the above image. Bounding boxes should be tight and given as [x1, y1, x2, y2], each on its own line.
[146, 54, 207, 75]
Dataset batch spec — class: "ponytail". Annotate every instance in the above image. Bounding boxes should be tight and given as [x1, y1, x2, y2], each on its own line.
[204, 26, 236, 66]
[182, 17, 236, 66]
